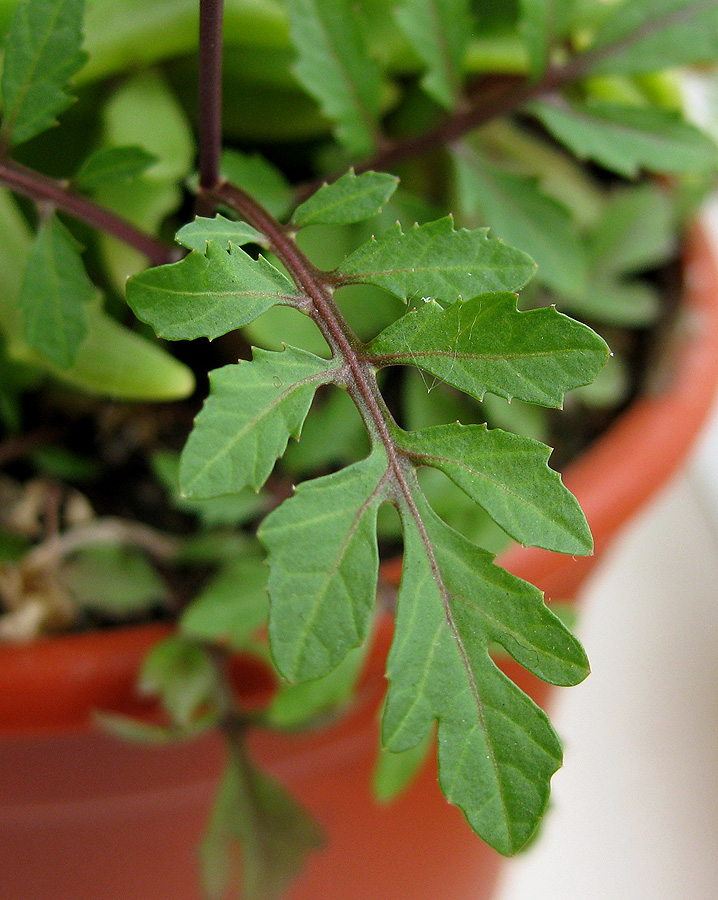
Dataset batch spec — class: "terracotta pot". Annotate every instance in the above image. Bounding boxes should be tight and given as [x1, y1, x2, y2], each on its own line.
[1, 223, 717, 900]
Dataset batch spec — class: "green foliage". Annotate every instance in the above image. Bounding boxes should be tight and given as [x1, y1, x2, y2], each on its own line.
[454, 148, 587, 299]
[74, 145, 157, 190]
[1, 0, 717, 892]
[394, 0, 472, 109]
[292, 170, 399, 227]
[383, 499, 587, 854]
[267, 641, 368, 729]
[19, 213, 92, 368]
[586, 0, 718, 75]
[140, 636, 222, 727]
[286, 0, 382, 154]
[529, 99, 718, 178]
[373, 728, 434, 803]
[220, 151, 293, 220]
[338, 217, 538, 299]
[179, 553, 269, 651]
[395, 423, 592, 553]
[518, 0, 565, 80]
[200, 743, 323, 900]
[127, 243, 304, 341]
[369, 293, 608, 406]
[0, 0, 87, 146]
[261, 448, 387, 681]
[61, 546, 169, 619]
[176, 215, 266, 252]
[179, 348, 337, 498]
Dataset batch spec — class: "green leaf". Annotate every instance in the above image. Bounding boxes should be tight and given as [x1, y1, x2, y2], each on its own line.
[267, 641, 368, 729]
[200, 743, 323, 900]
[283, 385, 369, 474]
[61, 546, 169, 619]
[94, 711, 215, 745]
[286, 0, 382, 154]
[519, 0, 550, 79]
[176, 214, 266, 253]
[180, 347, 337, 499]
[383, 499, 588, 854]
[74, 145, 157, 190]
[396, 423, 592, 553]
[220, 150, 293, 221]
[95, 70, 194, 290]
[126, 244, 305, 342]
[0, 0, 87, 146]
[180, 555, 269, 651]
[0, 188, 193, 401]
[40, 302, 195, 399]
[261, 448, 388, 682]
[152, 450, 268, 527]
[373, 728, 434, 803]
[587, 184, 675, 276]
[569, 352, 629, 407]
[529, 99, 718, 178]
[338, 218, 538, 301]
[140, 637, 221, 727]
[369, 293, 609, 407]
[292, 170, 399, 228]
[453, 149, 587, 300]
[394, 0, 471, 109]
[19, 214, 92, 369]
[585, 0, 718, 76]
[559, 278, 661, 327]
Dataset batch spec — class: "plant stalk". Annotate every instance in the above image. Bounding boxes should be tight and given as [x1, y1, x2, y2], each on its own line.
[197, 0, 225, 215]
[0, 157, 175, 265]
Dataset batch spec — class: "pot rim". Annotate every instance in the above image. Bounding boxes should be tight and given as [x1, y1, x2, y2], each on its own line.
[2, 221, 718, 736]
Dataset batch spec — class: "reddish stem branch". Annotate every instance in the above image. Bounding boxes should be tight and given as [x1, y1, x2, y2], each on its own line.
[0, 157, 175, 265]
[197, 0, 225, 216]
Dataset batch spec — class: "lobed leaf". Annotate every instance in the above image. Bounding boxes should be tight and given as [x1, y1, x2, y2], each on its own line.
[529, 99, 718, 179]
[19, 214, 92, 369]
[261, 448, 389, 683]
[291, 170, 399, 228]
[179, 347, 338, 499]
[587, 184, 675, 276]
[382, 499, 588, 853]
[0, 0, 87, 146]
[74, 145, 157, 190]
[96, 69, 195, 291]
[286, 0, 382, 154]
[369, 292, 610, 407]
[559, 278, 661, 327]
[220, 150, 293, 221]
[585, 0, 718, 76]
[267, 642, 368, 729]
[94, 711, 216, 745]
[373, 728, 434, 803]
[180, 554, 269, 651]
[43, 303, 195, 399]
[200, 744, 323, 900]
[140, 637, 222, 727]
[394, 0, 472, 109]
[396, 423, 593, 553]
[175, 214, 266, 253]
[519, 0, 555, 80]
[338, 217, 537, 302]
[454, 149, 587, 300]
[152, 450, 267, 527]
[126, 243, 305, 341]
[61, 546, 169, 619]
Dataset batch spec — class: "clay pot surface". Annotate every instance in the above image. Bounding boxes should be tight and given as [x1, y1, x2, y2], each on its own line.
[1, 224, 717, 899]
